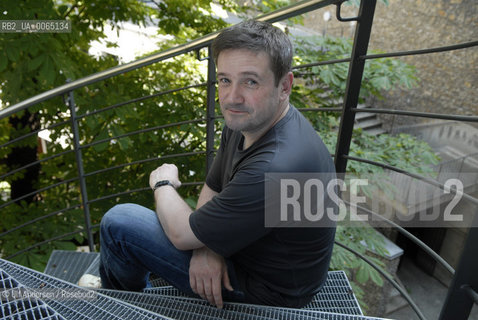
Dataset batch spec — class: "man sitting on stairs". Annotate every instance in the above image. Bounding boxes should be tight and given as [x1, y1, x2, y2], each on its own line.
[98, 20, 337, 309]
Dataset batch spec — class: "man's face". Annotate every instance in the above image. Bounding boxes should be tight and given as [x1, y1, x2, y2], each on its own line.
[217, 49, 287, 135]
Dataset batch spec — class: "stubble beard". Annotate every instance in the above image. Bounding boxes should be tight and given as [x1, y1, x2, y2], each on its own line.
[223, 106, 274, 136]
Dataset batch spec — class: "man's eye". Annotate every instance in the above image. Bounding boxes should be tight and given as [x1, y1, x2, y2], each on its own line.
[245, 79, 258, 87]
[219, 78, 230, 84]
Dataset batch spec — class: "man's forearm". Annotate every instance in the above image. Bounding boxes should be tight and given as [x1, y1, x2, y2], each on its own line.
[154, 186, 194, 249]
[149, 163, 203, 250]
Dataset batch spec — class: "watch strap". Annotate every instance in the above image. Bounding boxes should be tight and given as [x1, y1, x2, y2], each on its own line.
[152, 180, 175, 191]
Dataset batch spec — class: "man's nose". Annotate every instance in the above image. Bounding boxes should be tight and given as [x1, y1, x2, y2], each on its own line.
[224, 83, 245, 105]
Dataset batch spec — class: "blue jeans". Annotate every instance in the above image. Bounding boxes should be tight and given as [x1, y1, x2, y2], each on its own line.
[99, 203, 245, 302]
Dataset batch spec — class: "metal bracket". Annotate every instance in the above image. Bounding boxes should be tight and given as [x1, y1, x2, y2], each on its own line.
[196, 48, 210, 61]
[336, 1, 360, 22]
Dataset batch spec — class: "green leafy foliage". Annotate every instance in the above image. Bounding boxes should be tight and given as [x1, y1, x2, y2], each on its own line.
[153, 0, 234, 45]
[292, 35, 417, 106]
[238, 0, 304, 25]
[332, 225, 388, 286]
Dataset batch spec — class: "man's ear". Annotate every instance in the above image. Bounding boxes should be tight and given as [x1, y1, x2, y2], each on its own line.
[279, 72, 294, 99]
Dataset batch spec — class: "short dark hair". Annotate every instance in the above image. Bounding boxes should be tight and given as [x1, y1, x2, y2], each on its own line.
[212, 20, 293, 86]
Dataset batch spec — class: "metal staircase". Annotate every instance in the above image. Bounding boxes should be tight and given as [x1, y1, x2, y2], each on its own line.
[0, 250, 389, 320]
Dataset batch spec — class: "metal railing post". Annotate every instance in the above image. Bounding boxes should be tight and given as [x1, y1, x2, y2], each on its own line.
[334, 0, 377, 174]
[205, 45, 217, 173]
[439, 213, 478, 320]
[67, 90, 95, 252]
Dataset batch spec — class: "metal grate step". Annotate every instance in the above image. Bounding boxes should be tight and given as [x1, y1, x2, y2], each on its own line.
[44, 251, 364, 315]
[143, 272, 363, 315]
[99, 288, 386, 320]
[0, 269, 65, 320]
[34, 250, 390, 319]
[0, 257, 388, 320]
[1, 258, 171, 320]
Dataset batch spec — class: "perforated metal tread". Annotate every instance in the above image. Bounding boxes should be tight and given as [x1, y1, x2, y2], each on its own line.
[99, 289, 386, 320]
[1, 259, 171, 320]
[0, 270, 65, 320]
[37, 251, 389, 319]
[143, 272, 362, 316]
[44, 251, 363, 316]
[1, 258, 388, 320]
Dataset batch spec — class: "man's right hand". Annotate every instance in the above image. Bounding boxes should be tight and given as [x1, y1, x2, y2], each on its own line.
[189, 247, 233, 309]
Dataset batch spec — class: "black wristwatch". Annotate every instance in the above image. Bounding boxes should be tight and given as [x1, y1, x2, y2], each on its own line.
[152, 180, 176, 192]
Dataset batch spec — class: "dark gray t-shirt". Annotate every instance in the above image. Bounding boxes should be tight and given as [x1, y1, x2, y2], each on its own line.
[189, 106, 336, 307]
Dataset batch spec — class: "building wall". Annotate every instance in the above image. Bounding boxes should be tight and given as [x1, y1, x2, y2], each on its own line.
[302, 0, 477, 129]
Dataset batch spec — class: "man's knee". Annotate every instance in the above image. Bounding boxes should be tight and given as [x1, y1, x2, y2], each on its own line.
[100, 203, 159, 240]
[100, 204, 133, 232]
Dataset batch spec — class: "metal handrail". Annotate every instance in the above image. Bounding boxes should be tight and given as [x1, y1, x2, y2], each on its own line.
[84, 151, 206, 178]
[75, 83, 207, 119]
[0, 119, 71, 149]
[0, 38, 216, 119]
[352, 108, 478, 122]
[0, 149, 74, 181]
[335, 240, 428, 320]
[361, 40, 478, 60]
[0, 177, 79, 210]
[343, 200, 455, 275]
[0, 151, 205, 236]
[5, 228, 90, 260]
[292, 58, 351, 70]
[0, 204, 82, 238]
[344, 155, 478, 205]
[79, 118, 206, 149]
[86, 181, 203, 205]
